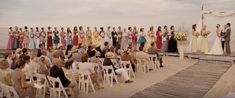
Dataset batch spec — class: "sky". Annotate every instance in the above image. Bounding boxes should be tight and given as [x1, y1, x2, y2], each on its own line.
[0, 0, 234, 27]
[0, 0, 235, 50]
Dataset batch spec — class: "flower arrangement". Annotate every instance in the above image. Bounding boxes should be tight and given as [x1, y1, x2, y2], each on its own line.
[201, 30, 210, 37]
[175, 31, 187, 41]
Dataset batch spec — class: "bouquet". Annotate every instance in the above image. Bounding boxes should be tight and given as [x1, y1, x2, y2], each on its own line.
[201, 30, 210, 37]
[175, 31, 187, 41]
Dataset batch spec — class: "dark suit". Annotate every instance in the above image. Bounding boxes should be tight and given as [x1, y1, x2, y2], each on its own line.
[223, 28, 231, 54]
[220, 31, 225, 51]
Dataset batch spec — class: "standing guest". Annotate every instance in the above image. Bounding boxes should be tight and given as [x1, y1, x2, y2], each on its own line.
[35, 27, 41, 49]
[117, 26, 123, 45]
[11, 59, 35, 98]
[0, 59, 12, 86]
[162, 26, 169, 52]
[200, 25, 210, 53]
[79, 26, 86, 45]
[40, 27, 47, 46]
[29, 28, 36, 49]
[92, 27, 100, 47]
[121, 28, 129, 50]
[86, 26, 92, 45]
[191, 24, 199, 53]
[23, 26, 29, 48]
[127, 27, 133, 46]
[100, 27, 106, 46]
[105, 26, 112, 46]
[19, 28, 24, 48]
[66, 27, 72, 46]
[103, 52, 133, 83]
[137, 28, 147, 49]
[53, 27, 60, 49]
[73, 26, 79, 47]
[7, 27, 14, 49]
[50, 55, 79, 97]
[146, 26, 155, 50]
[167, 26, 178, 53]
[132, 26, 138, 50]
[47, 26, 53, 49]
[60, 27, 67, 47]
[148, 42, 164, 67]
[13, 26, 20, 49]
[156, 26, 162, 50]
[223, 23, 231, 55]
[111, 27, 118, 47]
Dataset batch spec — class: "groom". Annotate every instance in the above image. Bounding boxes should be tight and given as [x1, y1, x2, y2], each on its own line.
[223, 23, 231, 55]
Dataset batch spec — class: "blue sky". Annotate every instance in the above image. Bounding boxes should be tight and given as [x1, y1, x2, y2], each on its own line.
[0, 0, 234, 27]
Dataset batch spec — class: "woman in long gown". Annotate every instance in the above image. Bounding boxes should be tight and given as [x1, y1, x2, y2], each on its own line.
[127, 27, 132, 46]
[18, 28, 24, 48]
[156, 26, 162, 50]
[35, 27, 41, 49]
[23, 26, 29, 48]
[66, 27, 72, 46]
[7, 27, 14, 49]
[105, 26, 112, 46]
[200, 25, 210, 53]
[60, 27, 67, 47]
[40, 27, 47, 46]
[53, 27, 60, 48]
[132, 26, 138, 50]
[121, 28, 129, 50]
[191, 24, 199, 53]
[13, 26, 20, 49]
[72, 26, 79, 47]
[167, 26, 178, 53]
[117, 26, 123, 45]
[28, 28, 35, 49]
[86, 27, 92, 45]
[79, 26, 86, 45]
[161, 26, 169, 52]
[111, 27, 118, 47]
[145, 26, 155, 50]
[207, 24, 223, 55]
[100, 27, 106, 46]
[92, 27, 100, 47]
[137, 28, 147, 48]
[47, 26, 53, 49]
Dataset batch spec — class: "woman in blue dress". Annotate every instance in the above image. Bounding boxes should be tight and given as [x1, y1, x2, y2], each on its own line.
[137, 28, 147, 48]
[13, 26, 20, 49]
[28, 27, 36, 49]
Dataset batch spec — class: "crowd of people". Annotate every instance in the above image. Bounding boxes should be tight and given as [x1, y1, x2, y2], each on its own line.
[0, 37, 163, 97]
[6, 26, 178, 53]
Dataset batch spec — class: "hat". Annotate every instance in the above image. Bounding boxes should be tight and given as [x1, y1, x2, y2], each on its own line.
[71, 47, 78, 53]
[15, 48, 22, 54]
[105, 52, 114, 58]
[0, 60, 9, 69]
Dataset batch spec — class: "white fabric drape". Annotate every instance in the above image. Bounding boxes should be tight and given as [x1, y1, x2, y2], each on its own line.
[204, 11, 235, 17]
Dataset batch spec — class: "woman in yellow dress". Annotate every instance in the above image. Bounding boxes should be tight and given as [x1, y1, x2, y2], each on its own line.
[92, 27, 100, 47]
[200, 25, 210, 53]
[145, 26, 155, 51]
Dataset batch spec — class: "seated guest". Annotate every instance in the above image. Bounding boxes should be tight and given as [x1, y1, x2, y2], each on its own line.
[121, 49, 136, 72]
[22, 56, 37, 77]
[87, 45, 94, 58]
[58, 44, 66, 63]
[11, 59, 35, 98]
[50, 57, 79, 97]
[135, 45, 152, 70]
[19, 48, 29, 60]
[37, 56, 50, 75]
[147, 42, 163, 67]
[37, 43, 45, 57]
[103, 52, 133, 83]
[0, 59, 12, 86]
[41, 50, 53, 69]
[100, 42, 109, 58]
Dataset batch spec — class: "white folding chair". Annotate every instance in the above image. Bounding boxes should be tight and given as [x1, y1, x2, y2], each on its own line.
[47, 76, 69, 98]
[102, 66, 118, 87]
[0, 82, 19, 98]
[136, 58, 148, 73]
[99, 58, 104, 65]
[149, 54, 159, 69]
[78, 72, 95, 94]
[34, 73, 47, 98]
[120, 61, 135, 78]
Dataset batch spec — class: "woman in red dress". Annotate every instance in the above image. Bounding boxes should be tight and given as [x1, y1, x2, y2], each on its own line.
[47, 26, 53, 49]
[156, 26, 162, 49]
[73, 26, 79, 47]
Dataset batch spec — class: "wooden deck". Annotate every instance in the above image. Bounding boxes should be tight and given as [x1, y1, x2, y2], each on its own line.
[131, 62, 232, 98]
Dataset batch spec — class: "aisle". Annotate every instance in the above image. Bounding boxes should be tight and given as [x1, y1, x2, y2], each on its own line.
[80, 57, 197, 98]
[131, 61, 231, 98]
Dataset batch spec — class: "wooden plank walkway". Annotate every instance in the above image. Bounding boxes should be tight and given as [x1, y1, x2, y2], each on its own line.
[131, 62, 231, 98]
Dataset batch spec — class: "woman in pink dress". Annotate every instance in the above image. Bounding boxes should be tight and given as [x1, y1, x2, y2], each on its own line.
[156, 26, 162, 49]
[60, 27, 66, 47]
[7, 27, 14, 49]
[47, 26, 53, 49]
[73, 26, 79, 47]
[18, 28, 24, 48]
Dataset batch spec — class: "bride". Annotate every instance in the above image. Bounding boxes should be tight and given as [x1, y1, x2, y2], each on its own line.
[207, 24, 223, 55]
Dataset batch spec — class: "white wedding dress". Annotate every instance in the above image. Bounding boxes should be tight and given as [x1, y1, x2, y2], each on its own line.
[207, 34, 223, 55]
